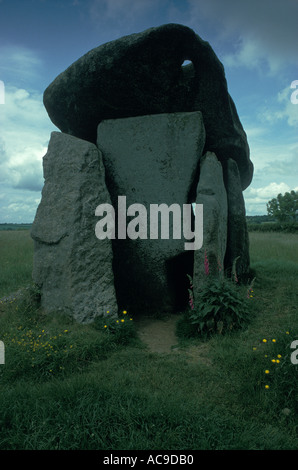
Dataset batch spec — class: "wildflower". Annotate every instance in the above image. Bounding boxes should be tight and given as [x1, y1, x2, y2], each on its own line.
[271, 359, 276, 363]
[121, 319, 124, 323]
[265, 385, 270, 389]
[104, 325, 107, 328]
[253, 347, 257, 351]
[123, 310, 127, 314]
[262, 339, 267, 343]
[276, 359, 280, 363]
[265, 370, 270, 374]
[272, 339, 276, 343]
[277, 354, 282, 358]
[286, 331, 290, 335]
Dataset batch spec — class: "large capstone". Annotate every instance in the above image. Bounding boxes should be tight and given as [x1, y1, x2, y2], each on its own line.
[96, 111, 206, 314]
[31, 132, 118, 323]
[43, 23, 253, 190]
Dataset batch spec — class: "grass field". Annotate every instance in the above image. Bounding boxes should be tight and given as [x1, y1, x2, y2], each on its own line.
[0, 230, 298, 450]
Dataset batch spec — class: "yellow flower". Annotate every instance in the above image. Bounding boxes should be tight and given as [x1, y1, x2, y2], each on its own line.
[271, 359, 276, 363]
[123, 310, 127, 314]
[265, 385, 270, 389]
[121, 319, 124, 323]
[277, 354, 282, 358]
[272, 339, 276, 343]
[276, 359, 280, 363]
[104, 325, 107, 328]
[286, 331, 290, 335]
[253, 347, 257, 351]
[262, 339, 267, 343]
[106, 310, 109, 313]
[265, 370, 270, 374]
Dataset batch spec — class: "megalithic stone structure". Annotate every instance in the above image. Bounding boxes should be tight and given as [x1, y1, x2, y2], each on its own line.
[31, 23, 253, 322]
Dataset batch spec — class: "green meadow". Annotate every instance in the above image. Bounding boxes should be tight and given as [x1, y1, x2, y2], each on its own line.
[0, 229, 298, 450]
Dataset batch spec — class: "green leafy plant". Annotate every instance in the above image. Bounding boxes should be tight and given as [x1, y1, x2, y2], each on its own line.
[184, 253, 255, 337]
[187, 275, 253, 336]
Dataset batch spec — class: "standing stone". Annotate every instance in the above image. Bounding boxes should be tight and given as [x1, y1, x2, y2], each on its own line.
[223, 158, 250, 280]
[97, 111, 206, 314]
[31, 131, 118, 323]
[193, 152, 227, 299]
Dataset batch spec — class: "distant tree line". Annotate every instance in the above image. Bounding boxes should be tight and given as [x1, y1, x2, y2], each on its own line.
[247, 190, 298, 233]
[0, 223, 32, 231]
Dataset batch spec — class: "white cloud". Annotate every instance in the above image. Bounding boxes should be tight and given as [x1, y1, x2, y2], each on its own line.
[265, 87, 298, 128]
[0, 45, 43, 86]
[0, 85, 53, 193]
[0, 83, 55, 222]
[187, 0, 298, 74]
[244, 182, 298, 215]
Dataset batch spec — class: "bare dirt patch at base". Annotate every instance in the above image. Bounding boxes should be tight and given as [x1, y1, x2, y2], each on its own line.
[134, 313, 213, 366]
[135, 314, 181, 354]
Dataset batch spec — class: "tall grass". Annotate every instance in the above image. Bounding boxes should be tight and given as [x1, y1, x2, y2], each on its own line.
[0, 230, 34, 298]
[0, 230, 298, 450]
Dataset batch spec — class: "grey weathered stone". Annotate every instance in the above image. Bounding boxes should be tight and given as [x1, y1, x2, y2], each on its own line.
[96, 111, 206, 314]
[223, 158, 250, 279]
[43, 23, 253, 190]
[31, 131, 118, 323]
[193, 152, 227, 300]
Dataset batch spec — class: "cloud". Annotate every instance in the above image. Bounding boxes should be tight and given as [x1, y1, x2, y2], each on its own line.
[0, 45, 43, 86]
[0, 85, 53, 193]
[89, 0, 163, 35]
[244, 182, 298, 215]
[0, 82, 55, 221]
[187, 0, 298, 73]
[0, 185, 41, 223]
[258, 86, 298, 128]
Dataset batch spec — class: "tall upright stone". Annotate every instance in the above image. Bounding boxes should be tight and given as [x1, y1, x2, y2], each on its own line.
[31, 132, 118, 323]
[223, 158, 250, 280]
[97, 111, 206, 314]
[193, 152, 227, 299]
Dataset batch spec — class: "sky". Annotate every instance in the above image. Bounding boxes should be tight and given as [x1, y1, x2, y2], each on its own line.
[0, 0, 297, 223]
